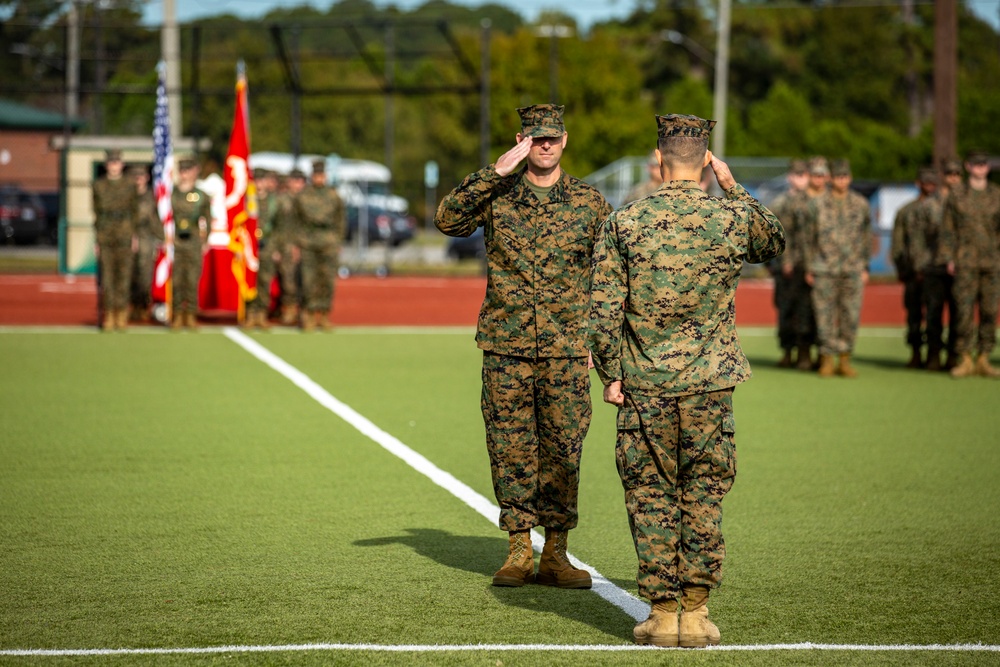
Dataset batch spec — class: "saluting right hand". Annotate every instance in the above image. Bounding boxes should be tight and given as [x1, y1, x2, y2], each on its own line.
[494, 136, 533, 177]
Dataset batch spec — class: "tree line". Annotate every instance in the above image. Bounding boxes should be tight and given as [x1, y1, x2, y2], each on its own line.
[2, 0, 998, 215]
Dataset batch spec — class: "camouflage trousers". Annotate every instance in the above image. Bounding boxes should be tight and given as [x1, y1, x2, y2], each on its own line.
[171, 241, 202, 315]
[775, 267, 816, 350]
[300, 234, 338, 314]
[811, 272, 864, 356]
[923, 269, 955, 354]
[98, 242, 133, 311]
[952, 268, 1000, 355]
[616, 388, 736, 601]
[902, 278, 924, 348]
[248, 241, 276, 313]
[481, 352, 591, 533]
[130, 236, 158, 310]
[275, 239, 300, 309]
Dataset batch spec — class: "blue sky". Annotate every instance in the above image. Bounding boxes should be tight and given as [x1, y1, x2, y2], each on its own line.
[141, 0, 1000, 32]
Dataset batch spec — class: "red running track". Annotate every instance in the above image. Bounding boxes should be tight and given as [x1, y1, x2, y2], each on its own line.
[0, 274, 906, 328]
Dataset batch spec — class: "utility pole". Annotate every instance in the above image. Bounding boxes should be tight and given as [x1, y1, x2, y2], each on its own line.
[162, 0, 183, 143]
[933, 0, 957, 168]
[385, 24, 395, 177]
[480, 19, 491, 167]
[65, 0, 80, 120]
[712, 0, 731, 160]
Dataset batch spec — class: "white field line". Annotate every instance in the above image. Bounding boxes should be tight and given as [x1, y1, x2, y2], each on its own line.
[221, 327, 650, 623]
[3, 642, 999, 657]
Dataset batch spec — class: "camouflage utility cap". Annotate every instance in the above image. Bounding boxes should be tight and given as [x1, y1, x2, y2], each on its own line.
[289, 168, 306, 179]
[656, 114, 715, 140]
[789, 159, 808, 175]
[809, 156, 829, 176]
[517, 104, 565, 138]
[942, 158, 962, 175]
[966, 150, 990, 165]
[177, 156, 198, 171]
[830, 159, 851, 177]
[105, 149, 123, 162]
[311, 159, 326, 174]
[126, 164, 148, 176]
[917, 166, 938, 183]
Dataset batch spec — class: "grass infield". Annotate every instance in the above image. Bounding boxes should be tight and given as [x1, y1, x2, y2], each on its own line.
[1, 328, 998, 666]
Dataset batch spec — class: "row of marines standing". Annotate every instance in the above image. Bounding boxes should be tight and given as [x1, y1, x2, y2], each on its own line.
[91, 152, 345, 331]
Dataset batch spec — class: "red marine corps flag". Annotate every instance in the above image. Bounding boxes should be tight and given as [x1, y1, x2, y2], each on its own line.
[197, 61, 258, 319]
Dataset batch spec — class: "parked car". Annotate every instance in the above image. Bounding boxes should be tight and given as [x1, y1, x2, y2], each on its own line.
[0, 186, 48, 245]
[446, 226, 486, 261]
[345, 204, 416, 247]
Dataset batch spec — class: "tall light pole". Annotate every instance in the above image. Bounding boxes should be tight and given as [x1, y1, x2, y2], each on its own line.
[712, 0, 731, 160]
[536, 24, 573, 103]
[162, 0, 182, 142]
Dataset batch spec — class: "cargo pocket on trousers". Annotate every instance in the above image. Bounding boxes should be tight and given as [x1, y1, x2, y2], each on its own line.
[719, 409, 737, 479]
[615, 399, 658, 491]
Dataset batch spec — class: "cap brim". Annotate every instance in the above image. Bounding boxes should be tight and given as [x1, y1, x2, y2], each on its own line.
[523, 127, 564, 138]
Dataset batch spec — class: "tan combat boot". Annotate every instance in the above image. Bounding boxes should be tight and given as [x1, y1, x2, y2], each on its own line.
[678, 586, 721, 648]
[300, 310, 316, 332]
[633, 599, 679, 647]
[492, 530, 534, 587]
[280, 305, 299, 326]
[170, 313, 183, 331]
[976, 354, 1000, 378]
[185, 312, 198, 330]
[101, 311, 115, 332]
[817, 354, 836, 377]
[257, 310, 271, 331]
[950, 353, 975, 378]
[240, 310, 256, 331]
[115, 309, 129, 331]
[837, 353, 858, 378]
[316, 311, 333, 332]
[535, 529, 592, 589]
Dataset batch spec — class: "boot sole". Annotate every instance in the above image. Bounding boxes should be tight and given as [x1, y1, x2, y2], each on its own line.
[535, 573, 592, 589]
[491, 574, 533, 587]
[679, 636, 720, 648]
[635, 635, 679, 647]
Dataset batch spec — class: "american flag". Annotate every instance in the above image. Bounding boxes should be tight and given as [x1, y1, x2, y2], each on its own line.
[152, 60, 174, 297]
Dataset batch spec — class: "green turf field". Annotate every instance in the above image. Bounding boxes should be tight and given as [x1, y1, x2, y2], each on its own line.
[1, 327, 998, 666]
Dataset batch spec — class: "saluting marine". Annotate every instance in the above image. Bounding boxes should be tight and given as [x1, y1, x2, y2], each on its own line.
[436, 104, 612, 591]
[170, 157, 211, 330]
[589, 114, 784, 648]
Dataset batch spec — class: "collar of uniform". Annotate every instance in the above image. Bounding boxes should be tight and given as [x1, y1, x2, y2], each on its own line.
[511, 167, 571, 205]
[659, 180, 703, 193]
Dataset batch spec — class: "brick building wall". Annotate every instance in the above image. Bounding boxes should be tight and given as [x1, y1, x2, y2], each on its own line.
[0, 129, 62, 193]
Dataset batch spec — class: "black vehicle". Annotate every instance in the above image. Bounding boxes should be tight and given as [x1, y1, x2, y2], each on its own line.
[345, 204, 416, 247]
[0, 185, 48, 244]
[446, 226, 485, 261]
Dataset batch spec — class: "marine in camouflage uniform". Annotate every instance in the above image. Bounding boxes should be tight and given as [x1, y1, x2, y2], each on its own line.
[275, 170, 305, 325]
[891, 167, 938, 368]
[296, 160, 345, 331]
[941, 150, 1000, 378]
[169, 157, 211, 330]
[590, 114, 784, 648]
[436, 104, 612, 591]
[769, 159, 810, 368]
[129, 164, 164, 323]
[624, 152, 662, 204]
[92, 149, 138, 331]
[244, 168, 279, 330]
[802, 159, 872, 377]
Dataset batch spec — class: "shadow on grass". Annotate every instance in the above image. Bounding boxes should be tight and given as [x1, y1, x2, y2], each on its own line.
[354, 528, 635, 640]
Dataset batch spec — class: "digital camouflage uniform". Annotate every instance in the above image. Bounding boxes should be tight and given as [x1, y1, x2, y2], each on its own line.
[771, 186, 815, 354]
[274, 187, 301, 318]
[296, 180, 345, 323]
[912, 194, 956, 362]
[803, 188, 872, 356]
[435, 151, 612, 534]
[93, 173, 137, 316]
[131, 182, 163, 315]
[170, 185, 210, 317]
[589, 167, 784, 602]
[248, 188, 278, 318]
[892, 196, 928, 352]
[941, 181, 1000, 357]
